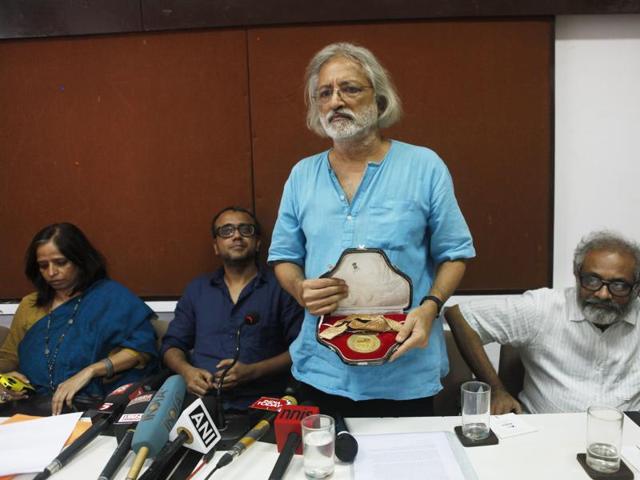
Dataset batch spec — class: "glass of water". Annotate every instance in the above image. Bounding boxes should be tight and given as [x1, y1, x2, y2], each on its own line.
[302, 414, 335, 479]
[586, 406, 623, 473]
[461, 381, 491, 441]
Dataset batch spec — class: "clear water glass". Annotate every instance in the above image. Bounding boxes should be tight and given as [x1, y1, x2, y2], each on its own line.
[302, 414, 335, 479]
[586, 406, 623, 473]
[461, 380, 491, 441]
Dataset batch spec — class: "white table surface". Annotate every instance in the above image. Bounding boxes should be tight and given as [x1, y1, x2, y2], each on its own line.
[12, 412, 640, 480]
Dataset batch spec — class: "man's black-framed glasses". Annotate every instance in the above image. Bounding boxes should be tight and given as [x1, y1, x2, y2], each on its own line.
[215, 223, 256, 239]
[579, 273, 635, 297]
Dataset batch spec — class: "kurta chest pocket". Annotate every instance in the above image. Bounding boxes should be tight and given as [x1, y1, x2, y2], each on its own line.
[365, 200, 425, 250]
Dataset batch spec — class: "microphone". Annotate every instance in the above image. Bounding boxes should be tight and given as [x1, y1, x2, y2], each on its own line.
[125, 375, 187, 480]
[215, 311, 260, 431]
[204, 394, 297, 479]
[334, 414, 358, 463]
[268, 404, 320, 480]
[98, 391, 157, 480]
[33, 370, 172, 480]
[137, 396, 220, 480]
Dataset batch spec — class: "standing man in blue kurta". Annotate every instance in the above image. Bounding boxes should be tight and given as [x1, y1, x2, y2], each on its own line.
[268, 43, 475, 416]
[162, 206, 303, 410]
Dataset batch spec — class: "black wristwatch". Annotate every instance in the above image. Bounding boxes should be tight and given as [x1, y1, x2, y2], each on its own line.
[420, 295, 444, 315]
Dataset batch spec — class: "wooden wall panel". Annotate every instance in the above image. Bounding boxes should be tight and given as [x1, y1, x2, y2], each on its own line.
[0, 30, 252, 298]
[0, 18, 552, 299]
[249, 19, 553, 291]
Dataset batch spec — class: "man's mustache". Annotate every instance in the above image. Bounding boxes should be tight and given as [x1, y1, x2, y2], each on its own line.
[583, 297, 623, 313]
[327, 109, 355, 122]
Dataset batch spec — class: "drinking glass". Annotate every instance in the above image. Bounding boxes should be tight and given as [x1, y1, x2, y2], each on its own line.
[461, 380, 491, 441]
[302, 414, 335, 479]
[586, 406, 623, 473]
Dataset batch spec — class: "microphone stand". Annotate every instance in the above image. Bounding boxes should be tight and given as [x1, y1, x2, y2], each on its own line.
[214, 313, 258, 448]
[215, 323, 244, 430]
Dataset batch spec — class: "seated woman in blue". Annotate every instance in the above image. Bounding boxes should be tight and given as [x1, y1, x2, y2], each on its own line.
[0, 223, 158, 415]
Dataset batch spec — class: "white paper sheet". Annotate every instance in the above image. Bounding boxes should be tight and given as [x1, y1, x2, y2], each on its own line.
[621, 445, 640, 472]
[354, 431, 467, 480]
[0, 412, 82, 475]
[491, 413, 539, 439]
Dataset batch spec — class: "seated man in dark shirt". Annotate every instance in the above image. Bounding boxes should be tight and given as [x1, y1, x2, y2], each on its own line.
[162, 206, 303, 410]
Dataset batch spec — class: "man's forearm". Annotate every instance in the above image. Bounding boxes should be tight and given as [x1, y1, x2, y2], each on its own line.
[274, 262, 305, 306]
[428, 260, 466, 303]
[445, 305, 506, 390]
[163, 347, 193, 376]
[250, 351, 292, 380]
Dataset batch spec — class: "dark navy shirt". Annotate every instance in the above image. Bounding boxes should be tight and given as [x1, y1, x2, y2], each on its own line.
[161, 268, 303, 409]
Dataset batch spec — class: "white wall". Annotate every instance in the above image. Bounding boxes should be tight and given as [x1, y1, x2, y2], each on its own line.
[554, 14, 640, 287]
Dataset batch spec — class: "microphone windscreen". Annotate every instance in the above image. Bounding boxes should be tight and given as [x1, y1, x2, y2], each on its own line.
[334, 415, 358, 463]
[91, 369, 172, 418]
[113, 390, 156, 442]
[93, 382, 139, 416]
[131, 375, 187, 457]
[335, 432, 358, 463]
[244, 312, 260, 325]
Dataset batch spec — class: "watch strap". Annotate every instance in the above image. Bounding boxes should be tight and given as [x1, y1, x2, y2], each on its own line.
[420, 295, 444, 314]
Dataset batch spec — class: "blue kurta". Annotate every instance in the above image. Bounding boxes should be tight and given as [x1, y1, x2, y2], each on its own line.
[268, 140, 475, 400]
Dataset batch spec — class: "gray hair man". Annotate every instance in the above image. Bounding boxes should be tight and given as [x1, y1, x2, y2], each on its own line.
[269, 42, 475, 416]
[446, 230, 640, 414]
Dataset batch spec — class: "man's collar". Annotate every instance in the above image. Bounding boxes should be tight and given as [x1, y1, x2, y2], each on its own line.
[209, 265, 266, 287]
[566, 286, 639, 326]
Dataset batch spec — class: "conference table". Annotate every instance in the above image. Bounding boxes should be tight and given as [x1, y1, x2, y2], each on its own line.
[12, 412, 640, 479]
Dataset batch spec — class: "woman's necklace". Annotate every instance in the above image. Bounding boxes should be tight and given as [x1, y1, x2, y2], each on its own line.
[43, 296, 82, 392]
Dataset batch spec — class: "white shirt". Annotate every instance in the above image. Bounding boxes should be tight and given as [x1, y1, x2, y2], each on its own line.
[459, 287, 640, 413]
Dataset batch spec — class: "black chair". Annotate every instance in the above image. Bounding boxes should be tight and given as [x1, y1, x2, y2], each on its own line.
[498, 345, 524, 399]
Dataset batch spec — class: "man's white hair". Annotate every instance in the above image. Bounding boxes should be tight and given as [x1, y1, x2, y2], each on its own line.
[573, 230, 640, 282]
[304, 42, 402, 137]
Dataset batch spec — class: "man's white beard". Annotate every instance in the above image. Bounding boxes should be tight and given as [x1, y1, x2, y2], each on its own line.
[577, 289, 635, 326]
[581, 303, 622, 326]
[320, 103, 378, 140]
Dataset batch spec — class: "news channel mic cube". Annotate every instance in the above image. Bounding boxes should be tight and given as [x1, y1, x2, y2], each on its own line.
[316, 248, 412, 366]
[275, 405, 320, 454]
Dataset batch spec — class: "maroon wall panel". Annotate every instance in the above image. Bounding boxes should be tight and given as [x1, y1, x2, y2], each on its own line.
[0, 18, 552, 299]
[0, 30, 252, 297]
[249, 19, 553, 291]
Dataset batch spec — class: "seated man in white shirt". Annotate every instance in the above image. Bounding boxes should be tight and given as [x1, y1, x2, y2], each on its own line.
[446, 230, 640, 414]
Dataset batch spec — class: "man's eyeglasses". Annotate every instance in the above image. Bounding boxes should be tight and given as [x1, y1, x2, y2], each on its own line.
[314, 83, 373, 104]
[579, 273, 636, 297]
[215, 223, 256, 239]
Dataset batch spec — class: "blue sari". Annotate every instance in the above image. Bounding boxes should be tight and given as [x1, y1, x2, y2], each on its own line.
[18, 279, 158, 397]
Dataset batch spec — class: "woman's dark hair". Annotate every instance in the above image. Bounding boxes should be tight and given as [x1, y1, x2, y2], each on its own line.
[24, 223, 108, 306]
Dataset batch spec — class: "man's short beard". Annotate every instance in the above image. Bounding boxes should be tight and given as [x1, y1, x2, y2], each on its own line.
[219, 249, 257, 268]
[320, 103, 378, 140]
[576, 288, 635, 326]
